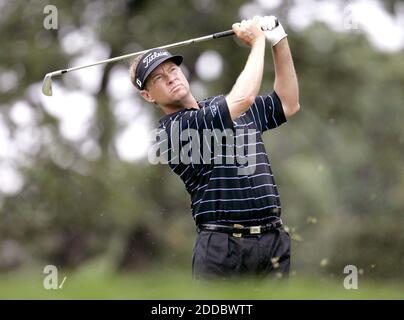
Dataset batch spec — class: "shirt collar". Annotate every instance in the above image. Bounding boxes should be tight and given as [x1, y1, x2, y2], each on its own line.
[158, 104, 202, 126]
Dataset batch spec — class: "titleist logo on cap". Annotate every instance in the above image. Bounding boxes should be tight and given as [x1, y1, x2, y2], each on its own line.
[143, 51, 169, 68]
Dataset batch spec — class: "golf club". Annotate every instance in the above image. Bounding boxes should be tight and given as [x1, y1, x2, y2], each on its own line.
[42, 18, 278, 96]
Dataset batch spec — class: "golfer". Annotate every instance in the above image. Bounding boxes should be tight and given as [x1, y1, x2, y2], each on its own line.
[130, 16, 300, 280]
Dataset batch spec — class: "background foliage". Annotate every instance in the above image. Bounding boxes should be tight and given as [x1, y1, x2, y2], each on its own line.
[0, 0, 403, 297]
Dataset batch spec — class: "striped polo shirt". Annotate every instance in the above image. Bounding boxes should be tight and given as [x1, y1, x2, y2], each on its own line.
[156, 91, 287, 226]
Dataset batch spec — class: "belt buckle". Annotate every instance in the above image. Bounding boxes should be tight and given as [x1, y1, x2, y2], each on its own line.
[232, 223, 243, 238]
[250, 226, 261, 234]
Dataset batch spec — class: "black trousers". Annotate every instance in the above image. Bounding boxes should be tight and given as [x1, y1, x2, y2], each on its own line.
[192, 227, 291, 280]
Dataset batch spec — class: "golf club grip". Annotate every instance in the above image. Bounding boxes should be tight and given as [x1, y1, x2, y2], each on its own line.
[213, 30, 235, 39]
[213, 18, 279, 39]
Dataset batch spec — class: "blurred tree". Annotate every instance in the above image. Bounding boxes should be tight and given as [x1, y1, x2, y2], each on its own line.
[0, 0, 403, 279]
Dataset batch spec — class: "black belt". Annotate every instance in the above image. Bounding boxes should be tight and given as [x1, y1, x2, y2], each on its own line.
[194, 208, 281, 225]
[197, 217, 283, 237]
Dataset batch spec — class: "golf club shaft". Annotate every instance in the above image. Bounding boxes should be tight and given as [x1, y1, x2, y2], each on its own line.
[51, 18, 279, 75]
[42, 18, 278, 96]
[56, 30, 235, 75]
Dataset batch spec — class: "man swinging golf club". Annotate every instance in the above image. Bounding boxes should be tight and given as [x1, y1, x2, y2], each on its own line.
[130, 15, 300, 280]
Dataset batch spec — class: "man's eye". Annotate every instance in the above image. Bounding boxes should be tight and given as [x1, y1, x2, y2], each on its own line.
[170, 67, 177, 72]
[154, 76, 162, 82]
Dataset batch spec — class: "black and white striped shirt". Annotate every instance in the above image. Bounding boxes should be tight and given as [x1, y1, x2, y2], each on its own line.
[157, 91, 287, 225]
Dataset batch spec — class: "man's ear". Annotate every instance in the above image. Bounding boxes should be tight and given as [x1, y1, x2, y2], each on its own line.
[139, 89, 155, 103]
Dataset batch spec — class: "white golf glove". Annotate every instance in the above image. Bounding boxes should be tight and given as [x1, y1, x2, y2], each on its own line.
[255, 15, 287, 47]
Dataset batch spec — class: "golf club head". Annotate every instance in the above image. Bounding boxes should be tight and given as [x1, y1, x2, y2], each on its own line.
[42, 73, 53, 96]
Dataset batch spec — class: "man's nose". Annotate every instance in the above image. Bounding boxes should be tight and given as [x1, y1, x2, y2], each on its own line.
[166, 72, 177, 83]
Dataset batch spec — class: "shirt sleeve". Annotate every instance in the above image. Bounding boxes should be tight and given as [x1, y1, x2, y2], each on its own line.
[246, 91, 287, 133]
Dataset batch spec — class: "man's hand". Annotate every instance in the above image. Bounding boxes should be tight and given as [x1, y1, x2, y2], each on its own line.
[232, 17, 265, 47]
[255, 15, 287, 47]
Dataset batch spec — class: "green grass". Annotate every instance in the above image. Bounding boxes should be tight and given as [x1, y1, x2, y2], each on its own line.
[0, 267, 403, 299]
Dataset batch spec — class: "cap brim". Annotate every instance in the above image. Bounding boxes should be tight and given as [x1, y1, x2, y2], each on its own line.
[141, 55, 183, 89]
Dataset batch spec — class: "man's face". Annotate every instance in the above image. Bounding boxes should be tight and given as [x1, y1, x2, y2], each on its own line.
[140, 60, 190, 107]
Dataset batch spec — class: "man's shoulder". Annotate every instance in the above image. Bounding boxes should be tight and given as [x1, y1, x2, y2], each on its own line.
[198, 94, 225, 108]
[158, 109, 185, 129]
[198, 95, 215, 106]
[157, 94, 227, 129]
[158, 105, 198, 129]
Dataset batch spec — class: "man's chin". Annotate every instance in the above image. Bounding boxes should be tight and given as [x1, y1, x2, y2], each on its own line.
[171, 86, 188, 99]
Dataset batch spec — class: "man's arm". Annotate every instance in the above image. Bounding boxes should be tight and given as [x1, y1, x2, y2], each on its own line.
[226, 18, 266, 120]
[272, 38, 300, 118]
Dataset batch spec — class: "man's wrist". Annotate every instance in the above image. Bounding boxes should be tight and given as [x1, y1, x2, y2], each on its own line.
[265, 22, 287, 47]
[251, 36, 266, 47]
